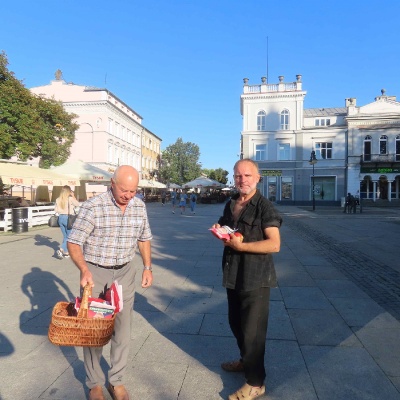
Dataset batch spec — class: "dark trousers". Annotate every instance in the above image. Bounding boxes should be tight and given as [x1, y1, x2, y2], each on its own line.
[227, 287, 271, 386]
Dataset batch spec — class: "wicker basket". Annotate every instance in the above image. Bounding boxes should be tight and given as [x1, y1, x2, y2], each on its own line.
[48, 284, 115, 347]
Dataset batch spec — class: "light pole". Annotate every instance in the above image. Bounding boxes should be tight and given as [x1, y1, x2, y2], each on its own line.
[309, 150, 318, 211]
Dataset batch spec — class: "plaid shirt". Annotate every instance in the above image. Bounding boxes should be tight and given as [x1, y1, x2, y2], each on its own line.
[67, 189, 152, 267]
[218, 190, 282, 291]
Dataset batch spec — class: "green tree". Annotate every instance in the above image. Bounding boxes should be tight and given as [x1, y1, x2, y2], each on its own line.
[158, 138, 202, 185]
[209, 168, 229, 184]
[0, 52, 78, 168]
[200, 168, 229, 184]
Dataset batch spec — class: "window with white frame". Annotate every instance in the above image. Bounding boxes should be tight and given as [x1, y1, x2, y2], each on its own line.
[108, 119, 113, 134]
[114, 147, 119, 164]
[255, 144, 266, 161]
[363, 135, 372, 161]
[280, 109, 289, 130]
[380, 135, 388, 155]
[315, 118, 331, 127]
[257, 111, 266, 131]
[315, 142, 332, 159]
[108, 145, 112, 163]
[278, 143, 290, 160]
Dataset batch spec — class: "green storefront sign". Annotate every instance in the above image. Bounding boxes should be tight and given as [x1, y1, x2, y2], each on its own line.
[360, 167, 400, 174]
[261, 170, 282, 176]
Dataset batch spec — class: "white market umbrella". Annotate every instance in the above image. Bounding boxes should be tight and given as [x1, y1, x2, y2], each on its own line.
[138, 179, 166, 189]
[168, 183, 181, 189]
[51, 160, 113, 183]
[152, 180, 167, 189]
[183, 177, 225, 188]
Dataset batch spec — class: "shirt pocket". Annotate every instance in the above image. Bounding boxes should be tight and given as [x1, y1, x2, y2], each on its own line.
[240, 216, 263, 241]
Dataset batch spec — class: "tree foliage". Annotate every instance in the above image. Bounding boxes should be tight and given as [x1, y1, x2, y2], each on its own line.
[0, 52, 78, 168]
[158, 138, 202, 185]
[200, 168, 229, 184]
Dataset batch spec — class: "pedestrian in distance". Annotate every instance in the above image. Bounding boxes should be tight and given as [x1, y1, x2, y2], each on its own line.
[67, 165, 153, 400]
[161, 190, 166, 206]
[135, 190, 144, 201]
[12, 197, 30, 207]
[211, 159, 282, 400]
[179, 190, 188, 214]
[54, 185, 79, 259]
[190, 192, 197, 214]
[344, 192, 354, 214]
[171, 189, 177, 213]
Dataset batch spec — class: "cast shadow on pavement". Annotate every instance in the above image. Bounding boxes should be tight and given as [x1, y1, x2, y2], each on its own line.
[34, 234, 61, 259]
[19, 266, 85, 384]
[0, 332, 14, 356]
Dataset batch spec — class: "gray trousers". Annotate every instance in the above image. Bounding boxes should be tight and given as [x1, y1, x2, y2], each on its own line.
[84, 262, 136, 389]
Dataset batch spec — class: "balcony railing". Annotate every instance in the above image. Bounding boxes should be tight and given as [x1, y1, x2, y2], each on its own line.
[361, 154, 400, 163]
[244, 83, 297, 94]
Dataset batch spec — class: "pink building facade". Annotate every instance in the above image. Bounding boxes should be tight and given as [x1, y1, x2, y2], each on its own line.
[30, 74, 162, 178]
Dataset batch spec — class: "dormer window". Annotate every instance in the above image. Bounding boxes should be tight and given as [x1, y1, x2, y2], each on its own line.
[315, 118, 331, 126]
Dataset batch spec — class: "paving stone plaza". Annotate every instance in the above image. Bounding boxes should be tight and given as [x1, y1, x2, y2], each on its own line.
[1, 202, 400, 400]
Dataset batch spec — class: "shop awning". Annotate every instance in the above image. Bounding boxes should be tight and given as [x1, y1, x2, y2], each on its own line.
[0, 162, 80, 186]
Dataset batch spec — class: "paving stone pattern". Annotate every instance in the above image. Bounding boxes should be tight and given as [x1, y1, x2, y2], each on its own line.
[284, 217, 400, 321]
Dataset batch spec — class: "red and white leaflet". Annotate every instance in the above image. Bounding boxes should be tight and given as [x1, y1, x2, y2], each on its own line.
[209, 225, 237, 241]
[110, 280, 123, 313]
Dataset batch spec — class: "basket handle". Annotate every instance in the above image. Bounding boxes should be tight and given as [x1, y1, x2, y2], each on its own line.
[77, 284, 92, 318]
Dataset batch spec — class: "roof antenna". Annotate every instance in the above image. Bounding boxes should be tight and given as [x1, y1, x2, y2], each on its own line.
[266, 36, 269, 83]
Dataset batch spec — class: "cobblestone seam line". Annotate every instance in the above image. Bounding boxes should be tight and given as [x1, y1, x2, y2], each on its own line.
[285, 218, 400, 321]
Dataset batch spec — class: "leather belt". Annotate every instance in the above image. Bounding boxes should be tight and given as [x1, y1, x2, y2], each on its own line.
[89, 262, 128, 270]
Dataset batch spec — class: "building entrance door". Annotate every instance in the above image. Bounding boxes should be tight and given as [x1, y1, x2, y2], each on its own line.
[378, 176, 388, 199]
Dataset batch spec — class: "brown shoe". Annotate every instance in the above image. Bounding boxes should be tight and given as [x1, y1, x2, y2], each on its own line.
[228, 383, 266, 400]
[221, 359, 244, 372]
[88, 386, 105, 400]
[107, 383, 130, 400]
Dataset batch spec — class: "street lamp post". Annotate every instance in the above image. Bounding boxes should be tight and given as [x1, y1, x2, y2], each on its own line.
[309, 150, 318, 211]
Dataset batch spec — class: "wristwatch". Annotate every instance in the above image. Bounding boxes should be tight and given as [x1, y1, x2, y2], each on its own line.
[143, 266, 152, 271]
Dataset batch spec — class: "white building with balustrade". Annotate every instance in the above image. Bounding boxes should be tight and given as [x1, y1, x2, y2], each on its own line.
[240, 75, 400, 205]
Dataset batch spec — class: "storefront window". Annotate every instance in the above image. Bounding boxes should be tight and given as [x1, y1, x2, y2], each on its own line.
[268, 177, 277, 202]
[281, 177, 293, 200]
[312, 177, 335, 201]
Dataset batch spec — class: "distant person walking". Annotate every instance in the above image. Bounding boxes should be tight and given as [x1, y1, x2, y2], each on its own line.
[179, 190, 188, 214]
[54, 185, 79, 259]
[161, 191, 166, 206]
[190, 192, 197, 214]
[171, 189, 177, 214]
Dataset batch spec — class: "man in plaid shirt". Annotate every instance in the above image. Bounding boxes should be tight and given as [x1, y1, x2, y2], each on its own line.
[68, 165, 153, 400]
[212, 159, 282, 400]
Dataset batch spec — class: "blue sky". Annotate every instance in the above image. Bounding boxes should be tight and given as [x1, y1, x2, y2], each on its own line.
[2, 0, 400, 183]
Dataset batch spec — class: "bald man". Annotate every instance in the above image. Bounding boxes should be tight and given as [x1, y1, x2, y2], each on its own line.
[212, 159, 282, 400]
[68, 165, 153, 400]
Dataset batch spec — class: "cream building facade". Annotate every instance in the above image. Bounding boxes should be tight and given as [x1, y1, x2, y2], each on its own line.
[240, 75, 400, 205]
[30, 72, 161, 178]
